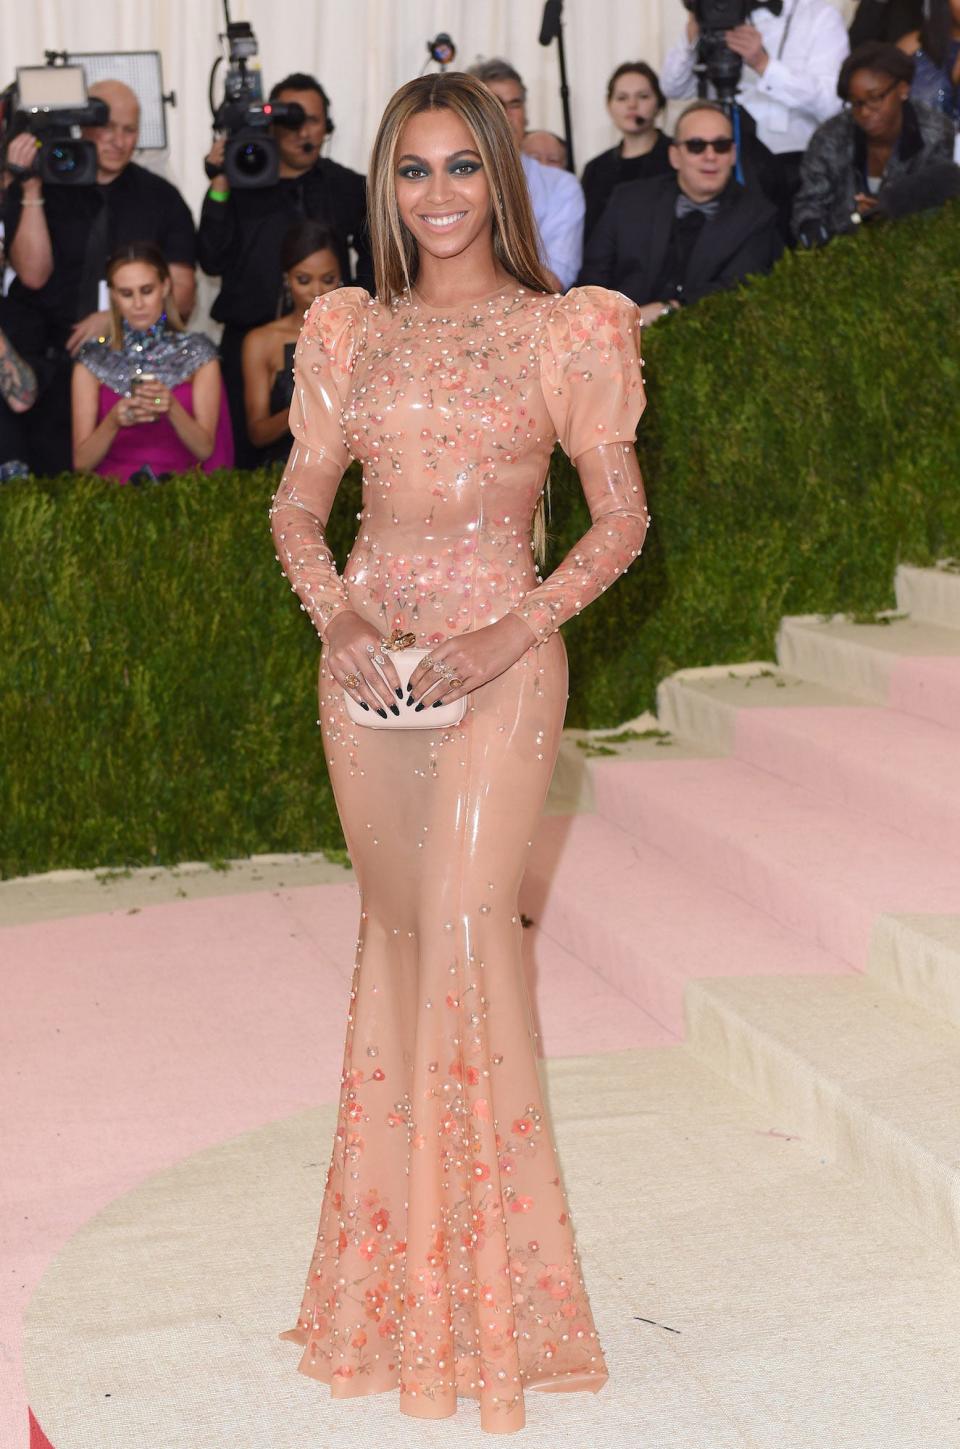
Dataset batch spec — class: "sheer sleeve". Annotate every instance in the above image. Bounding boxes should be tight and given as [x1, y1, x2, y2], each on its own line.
[509, 286, 651, 644]
[269, 287, 369, 639]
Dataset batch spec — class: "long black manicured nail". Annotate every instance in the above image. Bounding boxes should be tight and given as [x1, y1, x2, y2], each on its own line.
[377, 708, 388, 719]
[415, 701, 424, 712]
[432, 699, 443, 707]
[396, 686, 403, 698]
[390, 704, 400, 715]
[359, 700, 369, 711]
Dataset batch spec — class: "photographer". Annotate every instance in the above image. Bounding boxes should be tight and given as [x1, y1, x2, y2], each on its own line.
[2, 79, 197, 475]
[661, 0, 850, 233]
[579, 101, 781, 318]
[197, 72, 372, 466]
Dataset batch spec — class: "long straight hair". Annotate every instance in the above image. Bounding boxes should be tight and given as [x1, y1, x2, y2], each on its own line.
[105, 243, 184, 349]
[366, 71, 555, 561]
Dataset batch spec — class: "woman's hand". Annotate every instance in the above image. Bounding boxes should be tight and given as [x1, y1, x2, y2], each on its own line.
[113, 396, 155, 428]
[406, 613, 538, 712]
[325, 611, 404, 718]
[143, 381, 172, 416]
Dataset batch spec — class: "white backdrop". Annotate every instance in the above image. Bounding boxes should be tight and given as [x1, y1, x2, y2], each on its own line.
[1, 0, 853, 221]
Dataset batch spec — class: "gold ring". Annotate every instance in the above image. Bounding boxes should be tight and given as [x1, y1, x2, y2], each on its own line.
[448, 677, 463, 689]
[343, 672, 361, 689]
[383, 629, 416, 651]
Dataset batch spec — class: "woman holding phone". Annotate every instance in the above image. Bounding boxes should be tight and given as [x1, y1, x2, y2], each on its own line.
[71, 243, 233, 481]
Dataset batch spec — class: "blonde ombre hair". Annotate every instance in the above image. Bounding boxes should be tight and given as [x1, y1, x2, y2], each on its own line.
[105, 243, 185, 349]
[367, 72, 557, 562]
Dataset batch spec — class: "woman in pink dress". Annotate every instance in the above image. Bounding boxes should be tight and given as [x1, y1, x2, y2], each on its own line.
[71, 243, 232, 481]
[271, 72, 650, 1434]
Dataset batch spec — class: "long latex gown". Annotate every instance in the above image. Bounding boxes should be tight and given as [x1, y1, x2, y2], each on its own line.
[270, 280, 649, 1434]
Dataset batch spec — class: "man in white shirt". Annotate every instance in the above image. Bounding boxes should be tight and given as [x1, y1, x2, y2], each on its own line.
[468, 59, 585, 290]
[661, 0, 850, 232]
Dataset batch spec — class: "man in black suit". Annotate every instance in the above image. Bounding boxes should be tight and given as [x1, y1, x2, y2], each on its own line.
[578, 101, 782, 328]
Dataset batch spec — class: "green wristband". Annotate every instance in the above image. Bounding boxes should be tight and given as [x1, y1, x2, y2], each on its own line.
[207, 187, 230, 202]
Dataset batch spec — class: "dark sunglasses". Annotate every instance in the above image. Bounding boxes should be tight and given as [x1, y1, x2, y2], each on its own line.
[675, 137, 735, 154]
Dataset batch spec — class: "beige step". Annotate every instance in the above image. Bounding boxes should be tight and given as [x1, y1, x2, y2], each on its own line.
[686, 971, 960, 1256]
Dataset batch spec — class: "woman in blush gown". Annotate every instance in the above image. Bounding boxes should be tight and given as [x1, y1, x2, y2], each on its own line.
[271, 71, 650, 1435]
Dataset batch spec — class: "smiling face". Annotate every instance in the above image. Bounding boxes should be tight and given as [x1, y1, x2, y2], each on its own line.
[607, 70, 661, 139]
[669, 107, 736, 203]
[109, 261, 170, 331]
[86, 81, 140, 182]
[394, 108, 495, 268]
[286, 246, 342, 312]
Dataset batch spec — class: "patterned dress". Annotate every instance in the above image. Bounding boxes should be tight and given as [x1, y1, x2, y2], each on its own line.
[270, 280, 648, 1433]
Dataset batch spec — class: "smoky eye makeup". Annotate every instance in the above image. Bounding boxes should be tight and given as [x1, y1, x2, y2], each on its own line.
[396, 151, 483, 180]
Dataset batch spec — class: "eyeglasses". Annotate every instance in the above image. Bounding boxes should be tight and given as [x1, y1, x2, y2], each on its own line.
[845, 79, 899, 114]
[674, 136, 735, 154]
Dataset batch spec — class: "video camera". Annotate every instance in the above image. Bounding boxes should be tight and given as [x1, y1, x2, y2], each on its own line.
[207, 6, 305, 188]
[2, 62, 108, 186]
[687, 0, 780, 104]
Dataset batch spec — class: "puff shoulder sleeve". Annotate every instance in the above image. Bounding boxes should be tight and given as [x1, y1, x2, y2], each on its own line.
[509, 286, 650, 644]
[269, 287, 369, 639]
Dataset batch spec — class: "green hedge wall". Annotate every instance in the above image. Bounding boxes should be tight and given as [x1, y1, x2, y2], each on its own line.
[2, 205, 958, 877]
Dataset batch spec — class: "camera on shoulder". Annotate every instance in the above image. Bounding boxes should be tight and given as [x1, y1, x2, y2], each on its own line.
[2, 62, 108, 186]
[206, 7, 306, 189]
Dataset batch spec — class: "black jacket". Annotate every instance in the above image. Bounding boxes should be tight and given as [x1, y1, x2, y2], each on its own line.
[197, 156, 373, 330]
[580, 132, 673, 244]
[578, 173, 782, 308]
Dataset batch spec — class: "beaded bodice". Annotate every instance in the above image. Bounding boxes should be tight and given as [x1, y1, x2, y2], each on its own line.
[271, 282, 648, 647]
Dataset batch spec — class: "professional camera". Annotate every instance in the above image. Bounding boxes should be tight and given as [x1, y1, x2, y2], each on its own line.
[207, 3, 304, 188]
[686, 0, 780, 104]
[2, 63, 108, 186]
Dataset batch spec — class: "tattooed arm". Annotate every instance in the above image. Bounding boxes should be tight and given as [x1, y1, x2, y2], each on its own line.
[0, 327, 38, 413]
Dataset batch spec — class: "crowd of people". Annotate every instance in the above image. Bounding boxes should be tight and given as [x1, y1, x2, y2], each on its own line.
[0, 0, 958, 482]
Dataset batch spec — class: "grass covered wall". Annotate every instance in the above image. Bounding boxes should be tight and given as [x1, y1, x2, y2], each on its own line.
[2, 205, 958, 876]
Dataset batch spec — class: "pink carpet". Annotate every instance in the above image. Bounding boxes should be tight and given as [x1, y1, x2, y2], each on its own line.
[7, 621, 960, 1447]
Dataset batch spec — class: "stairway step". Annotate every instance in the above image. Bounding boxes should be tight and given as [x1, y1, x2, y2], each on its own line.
[685, 971, 960, 1254]
[777, 613, 960, 732]
[521, 925, 677, 1053]
[869, 914, 960, 1030]
[896, 562, 960, 629]
[524, 812, 849, 1037]
[587, 755, 960, 969]
[658, 668, 960, 859]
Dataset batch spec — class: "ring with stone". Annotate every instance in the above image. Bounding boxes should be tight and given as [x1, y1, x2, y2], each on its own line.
[448, 677, 464, 689]
[372, 653, 385, 665]
[343, 672, 361, 689]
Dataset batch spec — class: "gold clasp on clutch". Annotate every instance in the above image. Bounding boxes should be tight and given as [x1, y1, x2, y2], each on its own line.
[383, 628, 416, 651]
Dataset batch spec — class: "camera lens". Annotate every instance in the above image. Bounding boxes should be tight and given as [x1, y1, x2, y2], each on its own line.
[235, 141, 269, 178]
[48, 143, 80, 177]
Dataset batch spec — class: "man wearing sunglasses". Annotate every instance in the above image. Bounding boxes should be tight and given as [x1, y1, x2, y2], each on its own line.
[661, 0, 850, 237]
[578, 102, 781, 325]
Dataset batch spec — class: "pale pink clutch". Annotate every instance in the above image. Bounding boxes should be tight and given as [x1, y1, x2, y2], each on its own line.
[343, 648, 467, 729]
